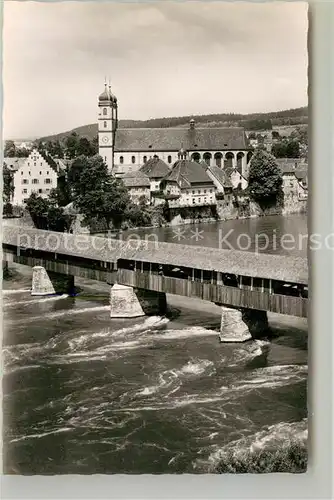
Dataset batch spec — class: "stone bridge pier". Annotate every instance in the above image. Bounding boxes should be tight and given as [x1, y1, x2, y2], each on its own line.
[110, 284, 167, 318]
[31, 266, 75, 296]
[219, 305, 269, 342]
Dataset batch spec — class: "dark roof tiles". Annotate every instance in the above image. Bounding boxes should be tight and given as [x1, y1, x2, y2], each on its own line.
[114, 127, 248, 152]
[140, 157, 170, 179]
[164, 159, 215, 187]
[122, 172, 150, 188]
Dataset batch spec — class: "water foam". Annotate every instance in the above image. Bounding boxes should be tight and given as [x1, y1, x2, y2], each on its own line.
[136, 358, 214, 397]
[67, 316, 170, 350]
[4, 294, 68, 307]
[151, 326, 219, 341]
[3, 288, 31, 295]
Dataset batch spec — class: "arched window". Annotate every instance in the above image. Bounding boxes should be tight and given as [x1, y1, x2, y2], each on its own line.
[236, 152, 244, 174]
[247, 151, 253, 164]
[168, 155, 172, 164]
[104, 121, 107, 128]
[103, 108, 107, 116]
[120, 156, 124, 164]
[224, 152, 234, 168]
[131, 156, 136, 164]
[203, 152, 212, 166]
[214, 152, 223, 167]
[191, 153, 200, 162]
[143, 156, 147, 163]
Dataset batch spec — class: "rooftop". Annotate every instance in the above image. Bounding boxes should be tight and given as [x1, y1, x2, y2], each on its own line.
[122, 172, 150, 188]
[208, 165, 233, 188]
[3, 225, 308, 284]
[163, 159, 215, 188]
[114, 127, 249, 152]
[140, 157, 170, 179]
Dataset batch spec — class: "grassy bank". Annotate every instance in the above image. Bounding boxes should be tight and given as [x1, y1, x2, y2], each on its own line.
[215, 440, 307, 473]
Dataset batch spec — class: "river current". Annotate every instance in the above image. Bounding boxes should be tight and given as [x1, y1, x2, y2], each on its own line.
[2, 214, 308, 474]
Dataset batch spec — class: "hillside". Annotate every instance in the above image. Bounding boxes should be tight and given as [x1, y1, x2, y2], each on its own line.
[40, 106, 308, 142]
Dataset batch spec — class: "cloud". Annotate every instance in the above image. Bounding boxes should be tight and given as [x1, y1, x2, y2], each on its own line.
[3, 1, 308, 139]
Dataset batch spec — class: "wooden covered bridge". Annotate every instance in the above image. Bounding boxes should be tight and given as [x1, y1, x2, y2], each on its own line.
[2, 225, 308, 321]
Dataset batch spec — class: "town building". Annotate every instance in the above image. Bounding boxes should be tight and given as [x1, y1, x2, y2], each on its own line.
[280, 161, 308, 200]
[160, 150, 216, 208]
[97, 84, 252, 179]
[139, 156, 170, 193]
[5, 148, 60, 206]
[122, 171, 151, 205]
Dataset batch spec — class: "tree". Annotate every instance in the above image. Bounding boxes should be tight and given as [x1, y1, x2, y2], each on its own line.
[52, 140, 64, 158]
[3, 164, 15, 203]
[4, 140, 16, 157]
[285, 139, 300, 158]
[69, 155, 133, 231]
[3, 202, 13, 217]
[25, 192, 50, 229]
[65, 132, 79, 159]
[272, 138, 301, 159]
[247, 148, 283, 206]
[91, 136, 99, 155]
[77, 137, 93, 157]
[25, 192, 71, 231]
[271, 141, 287, 158]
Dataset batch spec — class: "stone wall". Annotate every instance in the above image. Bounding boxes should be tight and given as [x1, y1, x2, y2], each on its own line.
[216, 199, 239, 220]
[168, 205, 217, 226]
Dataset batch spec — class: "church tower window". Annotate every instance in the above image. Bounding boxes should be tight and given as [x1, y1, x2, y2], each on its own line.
[168, 155, 172, 164]
[143, 156, 147, 163]
[104, 121, 107, 128]
[120, 156, 124, 164]
[103, 108, 107, 115]
[131, 156, 136, 164]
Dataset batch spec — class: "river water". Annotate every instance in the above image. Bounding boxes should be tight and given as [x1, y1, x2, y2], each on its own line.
[2, 214, 308, 474]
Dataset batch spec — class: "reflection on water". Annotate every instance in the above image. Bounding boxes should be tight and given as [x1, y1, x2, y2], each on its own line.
[121, 214, 308, 256]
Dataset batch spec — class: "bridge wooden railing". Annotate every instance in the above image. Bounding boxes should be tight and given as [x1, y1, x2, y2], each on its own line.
[117, 269, 308, 317]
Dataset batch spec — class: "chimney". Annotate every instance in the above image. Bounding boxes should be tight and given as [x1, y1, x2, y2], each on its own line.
[189, 118, 195, 130]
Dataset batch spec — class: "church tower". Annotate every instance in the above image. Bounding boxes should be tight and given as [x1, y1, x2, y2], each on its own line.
[98, 82, 118, 171]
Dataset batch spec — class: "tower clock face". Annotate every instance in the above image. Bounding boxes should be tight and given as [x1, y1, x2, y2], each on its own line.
[102, 135, 109, 144]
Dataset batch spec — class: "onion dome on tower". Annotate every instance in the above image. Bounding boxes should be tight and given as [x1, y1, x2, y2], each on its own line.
[99, 83, 111, 102]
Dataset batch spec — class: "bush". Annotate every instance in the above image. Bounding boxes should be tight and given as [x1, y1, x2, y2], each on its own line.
[215, 440, 307, 474]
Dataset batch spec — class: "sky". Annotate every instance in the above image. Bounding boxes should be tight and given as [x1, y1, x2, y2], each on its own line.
[3, 1, 308, 139]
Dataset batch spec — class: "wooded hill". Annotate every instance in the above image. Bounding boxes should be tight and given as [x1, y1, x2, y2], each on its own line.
[41, 106, 308, 142]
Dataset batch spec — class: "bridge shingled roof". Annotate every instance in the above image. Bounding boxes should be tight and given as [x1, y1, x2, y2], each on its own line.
[3, 225, 308, 285]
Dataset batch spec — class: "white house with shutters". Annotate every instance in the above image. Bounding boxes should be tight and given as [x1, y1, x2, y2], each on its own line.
[6, 148, 60, 206]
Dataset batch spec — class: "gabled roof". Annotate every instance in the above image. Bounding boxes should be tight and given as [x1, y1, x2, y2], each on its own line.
[208, 165, 233, 188]
[122, 171, 150, 188]
[114, 127, 249, 152]
[163, 159, 215, 188]
[39, 150, 59, 173]
[139, 157, 170, 179]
